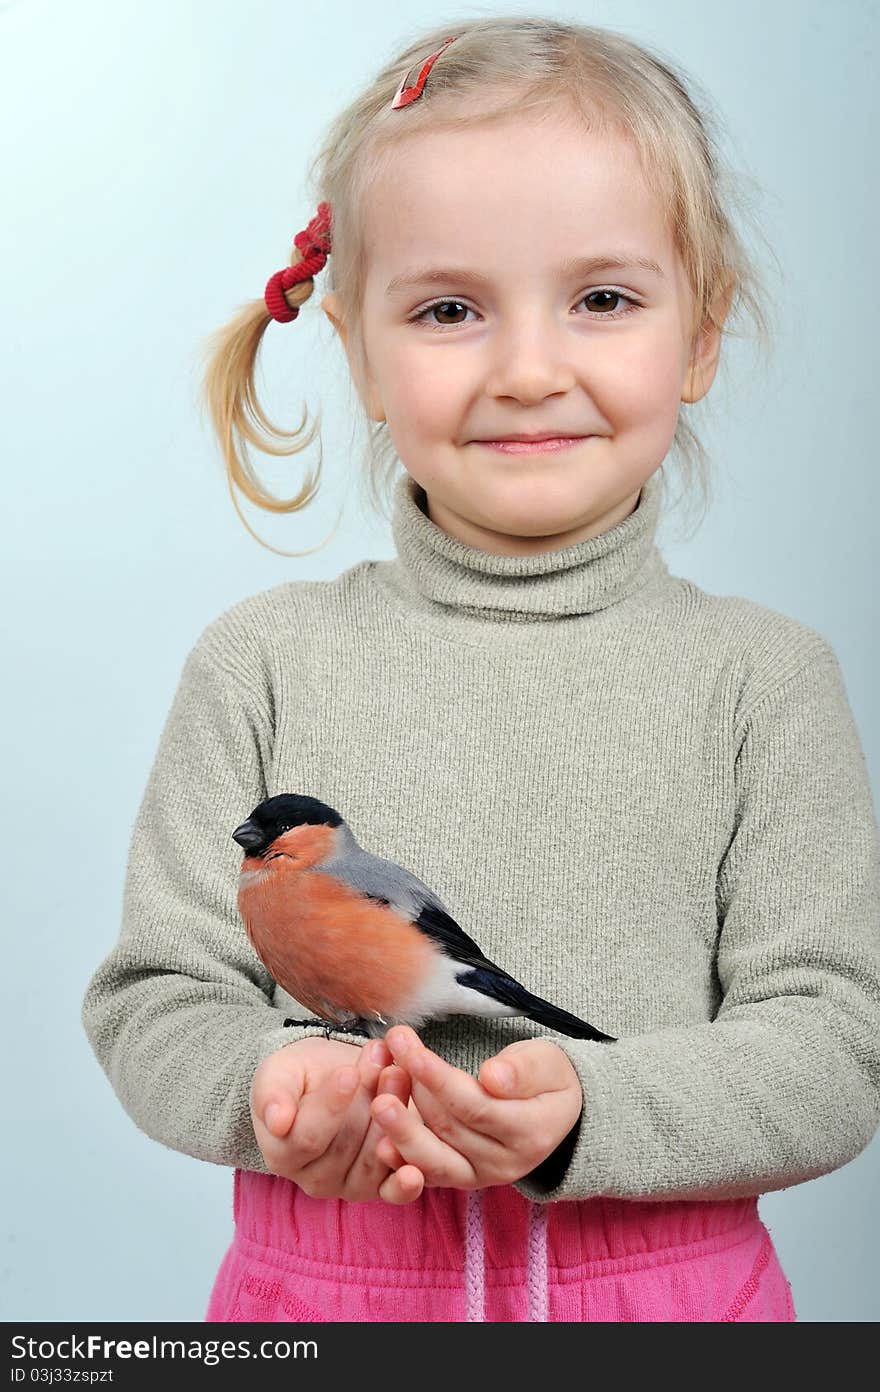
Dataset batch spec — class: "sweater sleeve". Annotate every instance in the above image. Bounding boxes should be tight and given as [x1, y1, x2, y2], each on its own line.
[80, 629, 367, 1173]
[517, 641, 880, 1204]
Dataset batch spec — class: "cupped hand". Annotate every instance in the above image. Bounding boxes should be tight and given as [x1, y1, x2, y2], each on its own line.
[369, 1027, 583, 1202]
[250, 1033, 425, 1203]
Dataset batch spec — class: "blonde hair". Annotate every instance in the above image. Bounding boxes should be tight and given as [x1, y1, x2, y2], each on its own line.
[198, 13, 780, 553]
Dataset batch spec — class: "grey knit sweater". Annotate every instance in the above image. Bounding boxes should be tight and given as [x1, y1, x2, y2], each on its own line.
[81, 467, 880, 1203]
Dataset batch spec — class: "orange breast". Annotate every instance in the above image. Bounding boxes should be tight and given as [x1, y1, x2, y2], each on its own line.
[238, 861, 435, 1023]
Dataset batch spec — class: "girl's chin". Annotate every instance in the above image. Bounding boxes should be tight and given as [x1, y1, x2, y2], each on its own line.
[473, 490, 607, 532]
[469, 511, 609, 547]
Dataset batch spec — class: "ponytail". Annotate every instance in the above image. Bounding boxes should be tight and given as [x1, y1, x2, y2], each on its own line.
[198, 203, 343, 557]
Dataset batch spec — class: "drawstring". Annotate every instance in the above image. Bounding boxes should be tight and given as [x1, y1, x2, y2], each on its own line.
[464, 1192, 549, 1321]
[464, 1190, 485, 1321]
[527, 1201, 549, 1321]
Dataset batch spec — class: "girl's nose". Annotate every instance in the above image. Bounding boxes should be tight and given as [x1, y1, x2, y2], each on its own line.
[482, 317, 578, 404]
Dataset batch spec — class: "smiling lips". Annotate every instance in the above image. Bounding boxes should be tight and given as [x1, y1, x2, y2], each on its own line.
[474, 436, 590, 454]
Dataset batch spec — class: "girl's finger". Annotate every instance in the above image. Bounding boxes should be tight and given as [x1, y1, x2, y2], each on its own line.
[375, 1134, 405, 1169]
[373, 1065, 411, 1168]
[290, 1042, 390, 1175]
[370, 1094, 476, 1188]
[377, 1062, 412, 1101]
[378, 1164, 426, 1205]
[356, 1038, 394, 1088]
[385, 1029, 511, 1138]
[480, 1039, 578, 1100]
[342, 1065, 411, 1193]
[407, 1077, 513, 1168]
[284, 1065, 362, 1169]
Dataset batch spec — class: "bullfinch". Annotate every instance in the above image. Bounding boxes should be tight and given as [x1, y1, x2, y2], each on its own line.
[232, 794, 615, 1044]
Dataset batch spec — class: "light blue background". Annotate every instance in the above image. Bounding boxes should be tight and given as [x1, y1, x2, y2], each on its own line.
[2, 0, 877, 1323]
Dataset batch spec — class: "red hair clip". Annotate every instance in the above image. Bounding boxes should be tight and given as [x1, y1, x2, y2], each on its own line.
[391, 36, 458, 109]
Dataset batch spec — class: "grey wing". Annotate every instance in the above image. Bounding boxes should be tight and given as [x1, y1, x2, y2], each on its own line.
[313, 845, 450, 922]
[316, 842, 503, 971]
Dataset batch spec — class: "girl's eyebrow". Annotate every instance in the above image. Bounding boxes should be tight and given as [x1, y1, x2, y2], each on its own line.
[385, 252, 666, 295]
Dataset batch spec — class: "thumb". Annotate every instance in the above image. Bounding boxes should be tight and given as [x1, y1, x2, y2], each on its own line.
[264, 1098, 296, 1138]
[479, 1039, 576, 1100]
[251, 1048, 308, 1137]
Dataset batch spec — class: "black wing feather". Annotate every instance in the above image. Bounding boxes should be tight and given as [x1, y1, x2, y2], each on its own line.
[413, 901, 509, 973]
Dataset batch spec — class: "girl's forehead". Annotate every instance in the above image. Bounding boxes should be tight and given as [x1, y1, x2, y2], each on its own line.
[372, 112, 640, 187]
[363, 122, 671, 280]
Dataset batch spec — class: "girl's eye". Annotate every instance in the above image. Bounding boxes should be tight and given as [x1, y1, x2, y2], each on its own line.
[408, 289, 642, 331]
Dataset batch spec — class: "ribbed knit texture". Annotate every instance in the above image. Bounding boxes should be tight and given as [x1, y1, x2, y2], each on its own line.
[82, 466, 880, 1207]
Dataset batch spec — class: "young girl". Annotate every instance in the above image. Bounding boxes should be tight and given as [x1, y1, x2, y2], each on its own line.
[81, 17, 880, 1323]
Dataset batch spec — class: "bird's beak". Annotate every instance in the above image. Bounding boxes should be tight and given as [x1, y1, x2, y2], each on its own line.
[231, 819, 266, 854]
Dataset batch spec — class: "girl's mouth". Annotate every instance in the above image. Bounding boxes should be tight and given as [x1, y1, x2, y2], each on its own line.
[474, 437, 589, 455]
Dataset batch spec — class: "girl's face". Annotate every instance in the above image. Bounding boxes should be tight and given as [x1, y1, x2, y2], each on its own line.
[324, 108, 727, 554]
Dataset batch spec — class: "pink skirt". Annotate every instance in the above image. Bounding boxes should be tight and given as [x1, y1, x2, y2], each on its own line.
[205, 1169, 796, 1322]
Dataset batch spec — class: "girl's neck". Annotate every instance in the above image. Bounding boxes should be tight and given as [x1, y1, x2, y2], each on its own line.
[367, 467, 676, 644]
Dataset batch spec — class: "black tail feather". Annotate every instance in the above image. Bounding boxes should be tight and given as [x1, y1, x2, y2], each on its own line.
[456, 967, 616, 1043]
[523, 995, 617, 1042]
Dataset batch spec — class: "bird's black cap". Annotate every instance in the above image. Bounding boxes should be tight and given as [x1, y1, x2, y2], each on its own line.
[231, 793, 343, 857]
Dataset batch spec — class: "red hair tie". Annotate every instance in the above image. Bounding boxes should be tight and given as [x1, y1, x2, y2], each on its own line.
[391, 35, 458, 109]
[264, 201, 333, 323]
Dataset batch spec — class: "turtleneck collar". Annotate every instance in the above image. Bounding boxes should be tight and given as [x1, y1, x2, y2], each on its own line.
[367, 467, 675, 639]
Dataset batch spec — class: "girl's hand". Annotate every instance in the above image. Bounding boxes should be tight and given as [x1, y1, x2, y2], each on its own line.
[250, 1034, 424, 1203]
[369, 1027, 583, 1203]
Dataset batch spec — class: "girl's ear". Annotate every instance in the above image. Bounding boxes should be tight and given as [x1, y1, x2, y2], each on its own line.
[681, 274, 735, 404]
[321, 293, 386, 424]
[321, 291, 348, 344]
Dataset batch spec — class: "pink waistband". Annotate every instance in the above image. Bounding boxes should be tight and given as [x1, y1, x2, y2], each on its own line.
[232, 1169, 760, 1279]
